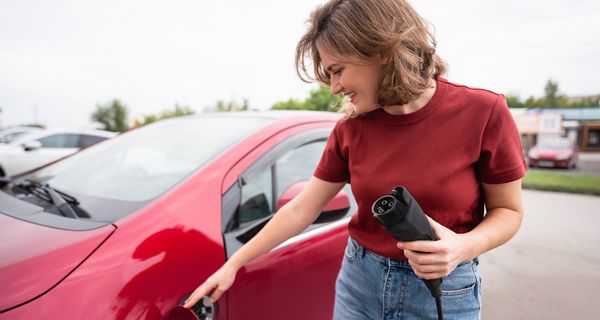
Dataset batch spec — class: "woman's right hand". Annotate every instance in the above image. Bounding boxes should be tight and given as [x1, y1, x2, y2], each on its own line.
[182, 263, 238, 309]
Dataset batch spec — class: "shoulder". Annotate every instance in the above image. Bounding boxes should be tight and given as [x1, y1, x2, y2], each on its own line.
[333, 114, 369, 133]
[440, 78, 504, 109]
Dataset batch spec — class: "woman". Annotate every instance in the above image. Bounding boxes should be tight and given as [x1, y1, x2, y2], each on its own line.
[184, 0, 526, 319]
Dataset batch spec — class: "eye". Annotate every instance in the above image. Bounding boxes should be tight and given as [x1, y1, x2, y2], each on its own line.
[332, 68, 343, 76]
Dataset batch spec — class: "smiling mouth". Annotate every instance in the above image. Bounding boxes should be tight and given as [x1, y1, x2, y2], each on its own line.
[344, 91, 356, 103]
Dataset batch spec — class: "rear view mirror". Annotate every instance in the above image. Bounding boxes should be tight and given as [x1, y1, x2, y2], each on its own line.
[22, 140, 42, 151]
[276, 180, 350, 224]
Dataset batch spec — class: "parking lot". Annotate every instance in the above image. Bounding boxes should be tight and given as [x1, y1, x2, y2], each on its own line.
[480, 189, 600, 319]
[528, 152, 600, 176]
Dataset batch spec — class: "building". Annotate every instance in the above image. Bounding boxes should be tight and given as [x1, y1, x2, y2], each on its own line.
[511, 108, 600, 152]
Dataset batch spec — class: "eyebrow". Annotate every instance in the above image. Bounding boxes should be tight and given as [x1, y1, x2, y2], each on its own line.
[325, 63, 340, 73]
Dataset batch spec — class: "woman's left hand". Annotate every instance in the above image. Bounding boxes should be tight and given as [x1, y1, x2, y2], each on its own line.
[396, 217, 472, 280]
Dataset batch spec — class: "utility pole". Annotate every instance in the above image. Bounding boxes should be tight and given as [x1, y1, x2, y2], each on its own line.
[32, 106, 38, 124]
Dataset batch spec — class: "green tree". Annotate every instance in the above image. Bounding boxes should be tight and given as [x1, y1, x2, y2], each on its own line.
[92, 99, 129, 132]
[544, 79, 560, 108]
[304, 86, 345, 111]
[505, 95, 525, 108]
[158, 104, 195, 119]
[215, 100, 238, 112]
[270, 86, 346, 112]
[271, 99, 306, 110]
[135, 104, 196, 126]
[19, 123, 45, 129]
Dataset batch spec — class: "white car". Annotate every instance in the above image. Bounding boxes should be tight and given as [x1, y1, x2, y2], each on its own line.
[0, 127, 42, 144]
[0, 128, 116, 177]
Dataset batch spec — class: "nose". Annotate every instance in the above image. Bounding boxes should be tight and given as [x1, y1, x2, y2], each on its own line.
[330, 79, 343, 95]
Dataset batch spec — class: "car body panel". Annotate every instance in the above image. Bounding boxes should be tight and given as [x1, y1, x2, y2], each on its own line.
[0, 112, 351, 319]
[0, 214, 115, 312]
[527, 138, 578, 169]
[228, 222, 348, 320]
[221, 119, 338, 193]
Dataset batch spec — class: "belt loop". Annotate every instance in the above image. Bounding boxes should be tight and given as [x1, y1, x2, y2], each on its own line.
[357, 241, 365, 258]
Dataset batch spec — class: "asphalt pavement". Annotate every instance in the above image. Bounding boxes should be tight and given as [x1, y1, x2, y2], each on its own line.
[479, 189, 600, 319]
[529, 152, 600, 176]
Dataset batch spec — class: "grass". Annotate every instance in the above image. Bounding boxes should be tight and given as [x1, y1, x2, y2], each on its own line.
[522, 171, 600, 196]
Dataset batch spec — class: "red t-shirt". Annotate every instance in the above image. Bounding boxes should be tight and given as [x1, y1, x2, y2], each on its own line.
[314, 78, 527, 260]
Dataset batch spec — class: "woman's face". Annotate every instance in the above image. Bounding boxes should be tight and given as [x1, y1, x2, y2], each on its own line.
[318, 46, 385, 115]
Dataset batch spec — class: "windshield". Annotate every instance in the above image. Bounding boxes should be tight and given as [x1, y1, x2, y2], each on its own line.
[537, 139, 571, 149]
[0, 129, 38, 144]
[25, 115, 270, 202]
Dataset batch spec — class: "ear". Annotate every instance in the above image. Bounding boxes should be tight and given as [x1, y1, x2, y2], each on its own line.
[379, 53, 390, 66]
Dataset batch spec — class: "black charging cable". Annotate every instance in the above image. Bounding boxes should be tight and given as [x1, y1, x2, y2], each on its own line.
[372, 186, 444, 320]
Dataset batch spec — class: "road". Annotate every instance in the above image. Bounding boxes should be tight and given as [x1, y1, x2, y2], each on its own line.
[480, 189, 600, 319]
[529, 152, 600, 176]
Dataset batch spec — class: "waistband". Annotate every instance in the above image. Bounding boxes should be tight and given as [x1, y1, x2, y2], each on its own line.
[349, 237, 479, 267]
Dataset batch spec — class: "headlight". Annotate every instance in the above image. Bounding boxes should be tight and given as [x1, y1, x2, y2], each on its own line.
[528, 150, 538, 159]
[555, 152, 571, 160]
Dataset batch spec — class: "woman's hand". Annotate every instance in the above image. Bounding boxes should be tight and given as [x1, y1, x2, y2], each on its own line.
[396, 217, 472, 280]
[183, 263, 239, 309]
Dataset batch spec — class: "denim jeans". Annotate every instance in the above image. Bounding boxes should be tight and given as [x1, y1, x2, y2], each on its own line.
[334, 237, 481, 320]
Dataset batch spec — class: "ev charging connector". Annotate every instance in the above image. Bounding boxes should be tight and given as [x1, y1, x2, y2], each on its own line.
[372, 186, 444, 320]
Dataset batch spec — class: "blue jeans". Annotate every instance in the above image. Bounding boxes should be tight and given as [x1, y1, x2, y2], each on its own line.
[334, 237, 481, 320]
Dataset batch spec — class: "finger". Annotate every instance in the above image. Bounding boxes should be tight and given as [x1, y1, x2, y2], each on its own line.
[425, 216, 453, 239]
[413, 269, 447, 280]
[397, 240, 443, 253]
[183, 291, 202, 309]
[408, 259, 448, 274]
[425, 215, 441, 228]
[209, 288, 224, 303]
[183, 284, 213, 309]
[404, 250, 447, 265]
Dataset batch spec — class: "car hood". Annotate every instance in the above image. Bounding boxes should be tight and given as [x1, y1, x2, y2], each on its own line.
[0, 144, 18, 153]
[533, 148, 572, 157]
[0, 208, 115, 312]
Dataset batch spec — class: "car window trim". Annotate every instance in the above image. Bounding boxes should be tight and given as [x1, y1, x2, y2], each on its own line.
[221, 127, 332, 258]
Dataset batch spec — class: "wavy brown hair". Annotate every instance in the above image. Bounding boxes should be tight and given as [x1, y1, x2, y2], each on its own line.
[295, 0, 446, 117]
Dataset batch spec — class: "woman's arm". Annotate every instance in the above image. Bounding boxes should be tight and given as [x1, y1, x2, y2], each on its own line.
[183, 176, 346, 307]
[226, 176, 346, 270]
[397, 179, 524, 279]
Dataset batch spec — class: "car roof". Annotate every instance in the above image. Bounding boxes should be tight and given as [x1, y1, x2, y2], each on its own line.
[177, 110, 343, 124]
[10, 127, 117, 144]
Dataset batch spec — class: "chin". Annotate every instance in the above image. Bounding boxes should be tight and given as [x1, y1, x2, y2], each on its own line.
[351, 103, 378, 115]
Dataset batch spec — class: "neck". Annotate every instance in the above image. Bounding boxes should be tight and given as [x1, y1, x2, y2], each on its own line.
[382, 79, 437, 115]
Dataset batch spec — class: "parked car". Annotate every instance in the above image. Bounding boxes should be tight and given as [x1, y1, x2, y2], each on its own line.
[527, 137, 578, 169]
[0, 112, 356, 320]
[0, 127, 116, 177]
[0, 127, 41, 144]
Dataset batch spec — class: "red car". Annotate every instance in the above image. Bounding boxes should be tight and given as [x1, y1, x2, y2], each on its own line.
[527, 137, 578, 169]
[0, 112, 356, 320]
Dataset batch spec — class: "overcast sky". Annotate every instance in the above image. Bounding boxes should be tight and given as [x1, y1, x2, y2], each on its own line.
[1, 0, 599, 128]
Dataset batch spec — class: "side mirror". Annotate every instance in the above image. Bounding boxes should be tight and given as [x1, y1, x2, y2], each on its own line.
[276, 181, 350, 224]
[22, 140, 42, 151]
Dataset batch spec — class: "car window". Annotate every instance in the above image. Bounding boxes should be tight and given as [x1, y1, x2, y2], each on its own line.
[538, 139, 571, 149]
[237, 139, 327, 224]
[275, 140, 326, 201]
[239, 168, 273, 224]
[78, 134, 106, 148]
[28, 116, 270, 202]
[38, 134, 80, 148]
[1, 132, 28, 143]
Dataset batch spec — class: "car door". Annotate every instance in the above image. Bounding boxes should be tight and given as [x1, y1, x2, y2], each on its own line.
[8, 133, 80, 175]
[222, 126, 356, 320]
